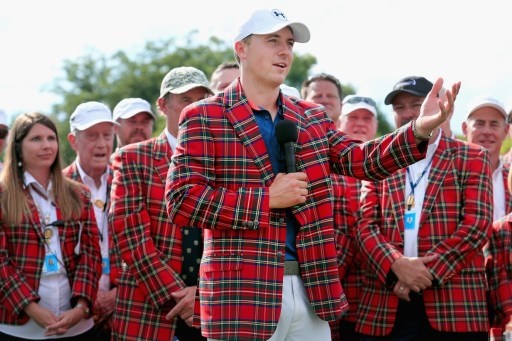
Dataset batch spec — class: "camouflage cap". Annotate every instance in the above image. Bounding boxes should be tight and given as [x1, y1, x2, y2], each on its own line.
[159, 66, 214, 99]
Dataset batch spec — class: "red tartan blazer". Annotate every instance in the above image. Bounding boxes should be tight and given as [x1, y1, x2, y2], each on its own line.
[335, 175, 365, 325]
[165, 81, 427, 340]
[63, 160, 121, 287]
[109, 133, 190, 341]
[0, 184, 101, 325]
[486, 213, 512, 340]
[356, 135, 493, 336]
[502, 167, 512, 217]
[329, 173, 357, 340]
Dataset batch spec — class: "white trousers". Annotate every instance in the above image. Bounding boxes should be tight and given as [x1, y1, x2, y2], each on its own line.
[208, 275, 331, 341]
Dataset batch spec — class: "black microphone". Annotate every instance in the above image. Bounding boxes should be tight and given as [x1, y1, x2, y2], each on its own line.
[275, 119, 298, 173]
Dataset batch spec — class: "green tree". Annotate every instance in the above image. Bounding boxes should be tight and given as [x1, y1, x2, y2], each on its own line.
[50, 32, 318, 165]
[49, 31, 391, 164]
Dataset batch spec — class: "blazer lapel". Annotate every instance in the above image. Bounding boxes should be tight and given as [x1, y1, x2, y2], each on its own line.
[387, 169, 407, 233]
[223, 84, 275, 186]
[24, 188, 46, 242]
[153, 133, 174, 185]
[419, 136, 452, 227]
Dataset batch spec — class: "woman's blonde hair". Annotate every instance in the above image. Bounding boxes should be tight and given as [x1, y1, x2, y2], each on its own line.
[0, 112, 83, 225]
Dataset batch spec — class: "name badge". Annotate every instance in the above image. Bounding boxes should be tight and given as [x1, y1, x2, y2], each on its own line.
[43, 254, 60, 274]
[404, 212, 416, 230]
[102, 257, 110, 275]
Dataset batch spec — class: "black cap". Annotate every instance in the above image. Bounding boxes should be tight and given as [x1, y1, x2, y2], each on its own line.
[384, 76, 433, 105]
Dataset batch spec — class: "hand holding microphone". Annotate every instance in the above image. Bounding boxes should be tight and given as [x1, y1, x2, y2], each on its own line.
[269, 120, 308, 209]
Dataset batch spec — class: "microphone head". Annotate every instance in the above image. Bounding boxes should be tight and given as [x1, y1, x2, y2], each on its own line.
[275, 119, 298, 145]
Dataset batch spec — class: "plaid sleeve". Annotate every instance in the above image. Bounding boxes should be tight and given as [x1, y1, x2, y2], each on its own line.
[427, 148, 493, 283]
[486, 215, 512, 330]
[109, 146, 185, 309]
[0, 217, 40, 316]
[166, 106, 270, 231]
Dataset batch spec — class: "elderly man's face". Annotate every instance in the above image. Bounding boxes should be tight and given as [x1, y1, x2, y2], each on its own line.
[69, 122, 115, 176]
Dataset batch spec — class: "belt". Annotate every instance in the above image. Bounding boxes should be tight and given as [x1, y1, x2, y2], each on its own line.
[284, 261, 300, 276]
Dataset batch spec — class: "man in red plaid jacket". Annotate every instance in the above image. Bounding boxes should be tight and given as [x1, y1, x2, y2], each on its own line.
[166, 8, 459, 341]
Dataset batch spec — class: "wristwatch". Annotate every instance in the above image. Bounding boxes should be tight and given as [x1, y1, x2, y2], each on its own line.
[75, 303, 90, 318]
[412, 120, 433, 140]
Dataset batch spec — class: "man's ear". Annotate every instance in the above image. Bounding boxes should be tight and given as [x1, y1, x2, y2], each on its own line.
[461, 121, 468, 137]
[234, 40, 247, 62]
[67, 132, 78, 151]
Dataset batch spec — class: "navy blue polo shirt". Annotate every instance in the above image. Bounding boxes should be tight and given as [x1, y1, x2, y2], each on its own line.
[252, 101, 299, 261]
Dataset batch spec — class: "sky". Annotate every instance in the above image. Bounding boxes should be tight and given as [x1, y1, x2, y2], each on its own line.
[1, 0, 511, 135]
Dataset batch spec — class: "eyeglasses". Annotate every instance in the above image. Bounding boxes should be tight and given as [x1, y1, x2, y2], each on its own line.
[343, 96, 376, 107]
[0, 129, 8, 139]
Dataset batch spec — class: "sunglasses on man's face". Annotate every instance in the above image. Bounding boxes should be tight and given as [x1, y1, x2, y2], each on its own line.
[0, 129, 8, 139]
[343, 96, 377, 107]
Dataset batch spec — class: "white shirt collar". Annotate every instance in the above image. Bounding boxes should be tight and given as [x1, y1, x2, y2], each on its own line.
[164, 129, 177, 152]
[75, 157, 109, 190]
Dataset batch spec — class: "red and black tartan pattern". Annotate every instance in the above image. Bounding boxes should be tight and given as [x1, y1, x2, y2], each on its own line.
[356, 136, 493, 336]
[0, 184, 102, 324]
[63, 161, 122, 288]
[165, 81, 427, 340]
[329, 174, 358, 341]
[486, 213, 512, 340]
[109, 134, 191, 341]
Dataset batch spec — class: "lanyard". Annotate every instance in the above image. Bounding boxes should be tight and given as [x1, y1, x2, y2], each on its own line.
[405, 157, 434, 210]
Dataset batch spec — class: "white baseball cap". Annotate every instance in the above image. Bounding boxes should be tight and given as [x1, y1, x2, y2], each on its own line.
[466, 95, 507, 120]
[280, 84, 301, 98]
[234, 9, 310, 44]
[0, 109, 8, 127]
[113, 98, 156, 121]
[70, 101, 118, 132]
[342, 95, 377, 117]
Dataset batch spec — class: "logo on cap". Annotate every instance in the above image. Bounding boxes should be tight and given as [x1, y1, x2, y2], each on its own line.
[272, 9, 287, 21]
[394, 79, 416, 89]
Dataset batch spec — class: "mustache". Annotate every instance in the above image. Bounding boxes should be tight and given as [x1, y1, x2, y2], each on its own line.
[129, 130, 149, 138]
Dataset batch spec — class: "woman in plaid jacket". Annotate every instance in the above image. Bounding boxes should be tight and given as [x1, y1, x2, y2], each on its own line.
[0, 112, 101, 340]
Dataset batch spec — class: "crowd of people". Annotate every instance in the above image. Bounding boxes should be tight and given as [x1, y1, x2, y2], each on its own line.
[0, 7, 511, 341]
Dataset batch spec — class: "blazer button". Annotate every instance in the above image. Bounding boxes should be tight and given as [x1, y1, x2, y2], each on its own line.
[247, 221, 254, 228]
[279, 218, 285, 224]
[277, 251, 284, 258]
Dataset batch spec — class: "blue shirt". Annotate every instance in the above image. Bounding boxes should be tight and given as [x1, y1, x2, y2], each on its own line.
[252, 103, 299, 261]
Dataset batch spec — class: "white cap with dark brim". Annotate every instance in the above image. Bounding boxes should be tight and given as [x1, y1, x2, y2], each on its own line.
[234, 9, 310, 44]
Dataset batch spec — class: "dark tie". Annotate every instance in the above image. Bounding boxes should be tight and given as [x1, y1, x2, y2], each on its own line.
[180, 227, 203, 286]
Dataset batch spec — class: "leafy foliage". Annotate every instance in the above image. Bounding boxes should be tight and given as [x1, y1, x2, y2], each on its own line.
[49, 32, 391, 165]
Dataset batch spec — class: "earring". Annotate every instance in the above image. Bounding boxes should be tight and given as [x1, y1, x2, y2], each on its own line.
[17, 161, 22, 168]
